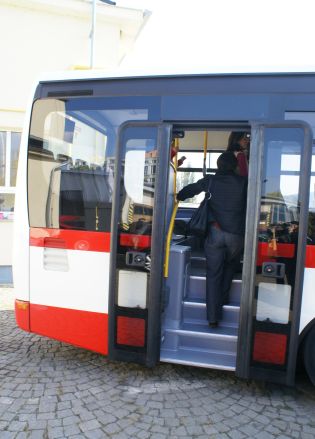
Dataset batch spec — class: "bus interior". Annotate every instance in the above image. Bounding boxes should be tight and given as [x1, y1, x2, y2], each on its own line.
[160, 126, 307, 369]
[161, 128, 244, 369]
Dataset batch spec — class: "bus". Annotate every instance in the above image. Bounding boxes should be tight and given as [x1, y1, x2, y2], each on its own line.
[13, 71, 315, 387]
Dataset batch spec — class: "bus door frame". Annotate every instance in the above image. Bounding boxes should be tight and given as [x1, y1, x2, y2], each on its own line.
[108, 121, 172, 367]
[236, 121, 313, 386]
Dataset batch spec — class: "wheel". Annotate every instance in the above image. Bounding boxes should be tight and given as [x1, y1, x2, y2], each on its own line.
[303, 324, 315, 386]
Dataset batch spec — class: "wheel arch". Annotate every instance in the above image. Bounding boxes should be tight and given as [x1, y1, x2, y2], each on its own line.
[299, 317, 315, 346]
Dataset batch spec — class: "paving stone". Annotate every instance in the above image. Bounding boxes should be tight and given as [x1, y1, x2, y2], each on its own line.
[28, 431, 47, 439]
[255, 432, 276, 439]
[1, 308, 315, 439]
[227, 430, 246, 439]
[7, 421, 27, 432]
[79, 419, 101, 433]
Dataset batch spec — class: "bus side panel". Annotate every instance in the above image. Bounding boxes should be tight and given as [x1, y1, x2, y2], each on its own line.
[29, 304, 108, 354]
[300, 267, 315, 333]
[12, 92, 34, 305]
[29, 241, 110, 354]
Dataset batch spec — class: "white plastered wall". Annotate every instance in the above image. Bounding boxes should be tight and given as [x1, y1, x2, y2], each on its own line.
[0, 0, 148, 280]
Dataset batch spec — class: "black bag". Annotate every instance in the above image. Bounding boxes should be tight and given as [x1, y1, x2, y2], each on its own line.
[187, 177, 213, 237]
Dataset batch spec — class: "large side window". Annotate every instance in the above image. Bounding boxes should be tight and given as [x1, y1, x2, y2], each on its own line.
[284, 112, 315, 244]
[0, 130, 21, 220]
[28, 98, 154, 232]
[307, 146, 315, 244]
[176, 151, 220, 207]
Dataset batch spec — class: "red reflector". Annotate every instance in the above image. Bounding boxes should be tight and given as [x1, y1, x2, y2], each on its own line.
[253, 331, 287, 365]
[116, 316, 146, 347]
[15, 300, 30, 332]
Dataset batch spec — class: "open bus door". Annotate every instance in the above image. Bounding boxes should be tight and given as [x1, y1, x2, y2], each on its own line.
[108, 122, 172, 366]
[237, 122, 312, 386]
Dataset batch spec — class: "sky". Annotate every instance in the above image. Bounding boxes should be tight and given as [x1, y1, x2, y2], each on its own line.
[116, 0, 315, 73]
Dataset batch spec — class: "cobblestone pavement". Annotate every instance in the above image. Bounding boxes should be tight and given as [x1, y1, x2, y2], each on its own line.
[1, 290, 315, 439]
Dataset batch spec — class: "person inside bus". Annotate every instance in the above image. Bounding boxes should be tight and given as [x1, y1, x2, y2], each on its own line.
[226, 131, 250, 177]
[177, 152, 247, 328]
[171, 139, 186, 167]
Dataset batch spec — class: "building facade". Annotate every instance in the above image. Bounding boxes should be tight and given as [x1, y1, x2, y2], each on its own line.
[0, 0, 149, 284]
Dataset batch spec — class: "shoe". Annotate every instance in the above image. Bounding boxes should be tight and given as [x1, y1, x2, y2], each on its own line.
[208, 321, 218, 328]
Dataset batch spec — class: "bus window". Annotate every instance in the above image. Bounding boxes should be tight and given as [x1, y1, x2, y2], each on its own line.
[28, 98, 149, 232]
[307, 147, 315, 244]
[176, 150, 220, 208]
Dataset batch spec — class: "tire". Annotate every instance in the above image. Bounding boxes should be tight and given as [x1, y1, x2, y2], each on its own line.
[303, 324, 315, 386]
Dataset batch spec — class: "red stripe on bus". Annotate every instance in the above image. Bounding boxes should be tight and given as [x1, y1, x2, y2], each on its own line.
[257, 243, 315, 268]
[30, 228, 110, 252]
[29, 303, 108, 355]
[305, 245, 315, 268]
[258, 242, 295, 259]
[30, 228, 152, 252]
[119, 233, 151, 249]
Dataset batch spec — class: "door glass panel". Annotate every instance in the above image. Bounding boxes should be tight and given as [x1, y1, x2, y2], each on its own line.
[118, 134, 156, 245]
[114, 127, 159, 350]
[308, 149, 315, 244]
[253, 128, 304, 368]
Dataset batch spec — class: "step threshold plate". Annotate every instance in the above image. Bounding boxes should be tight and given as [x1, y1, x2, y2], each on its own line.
[160, 349, 236, 371]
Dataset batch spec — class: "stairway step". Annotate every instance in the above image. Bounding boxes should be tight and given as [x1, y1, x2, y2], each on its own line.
[162, 322, 238, 355]
[188, 275, 242, 303]
[190, 253, 206, 270]
[160, 347, 236, 370]
[183, 300, 240, 327]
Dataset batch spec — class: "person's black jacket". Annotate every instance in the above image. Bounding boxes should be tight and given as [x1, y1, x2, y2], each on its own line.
[177, 170, 247, 236]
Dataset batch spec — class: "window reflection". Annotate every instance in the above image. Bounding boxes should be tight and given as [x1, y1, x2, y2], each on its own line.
[28, 99, 149, 231]
[120, 139, 156, 235]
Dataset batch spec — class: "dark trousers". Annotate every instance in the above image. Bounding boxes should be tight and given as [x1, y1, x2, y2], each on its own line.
[204, 225, 244, 323]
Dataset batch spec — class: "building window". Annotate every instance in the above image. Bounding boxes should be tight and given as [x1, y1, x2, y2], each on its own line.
[0, 131, 21, 220]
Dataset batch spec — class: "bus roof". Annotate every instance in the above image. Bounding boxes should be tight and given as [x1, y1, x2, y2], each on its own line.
[38, 68, 315, 84]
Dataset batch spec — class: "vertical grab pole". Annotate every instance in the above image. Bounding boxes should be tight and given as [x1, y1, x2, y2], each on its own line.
[203, 130, 208, 176]
[173, 137, 179, 200]
[164, 201, 179, 278]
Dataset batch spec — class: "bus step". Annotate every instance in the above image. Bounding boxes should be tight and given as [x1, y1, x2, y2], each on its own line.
[183, 300, 240, 327]
[161, 323, 238, 356]
[188, 276, 242, 303]
[190, 253, 206, 270]
[160, 347, 236, 371]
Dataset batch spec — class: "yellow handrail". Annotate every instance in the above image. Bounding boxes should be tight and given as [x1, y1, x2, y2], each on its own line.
[164, 201, 179, 278]
[163, 137, 180, 278]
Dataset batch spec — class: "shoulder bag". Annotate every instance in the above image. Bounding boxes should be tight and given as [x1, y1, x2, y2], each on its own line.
[187, 176, 214, 237]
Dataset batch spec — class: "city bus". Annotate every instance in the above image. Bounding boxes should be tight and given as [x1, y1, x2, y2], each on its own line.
[13, 70, 315, 386]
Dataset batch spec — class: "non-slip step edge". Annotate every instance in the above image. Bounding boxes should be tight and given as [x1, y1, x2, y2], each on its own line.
[183, 318, 239, 329]
[184, 300, 240, 310]
[164, 327, 238, 339]
[189, 276, 242, 283]
[160, 348, 236, 371]
[182, 301, 240, 328]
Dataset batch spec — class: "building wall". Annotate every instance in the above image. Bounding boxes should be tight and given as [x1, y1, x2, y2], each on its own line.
[0, 0, 148, 284]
